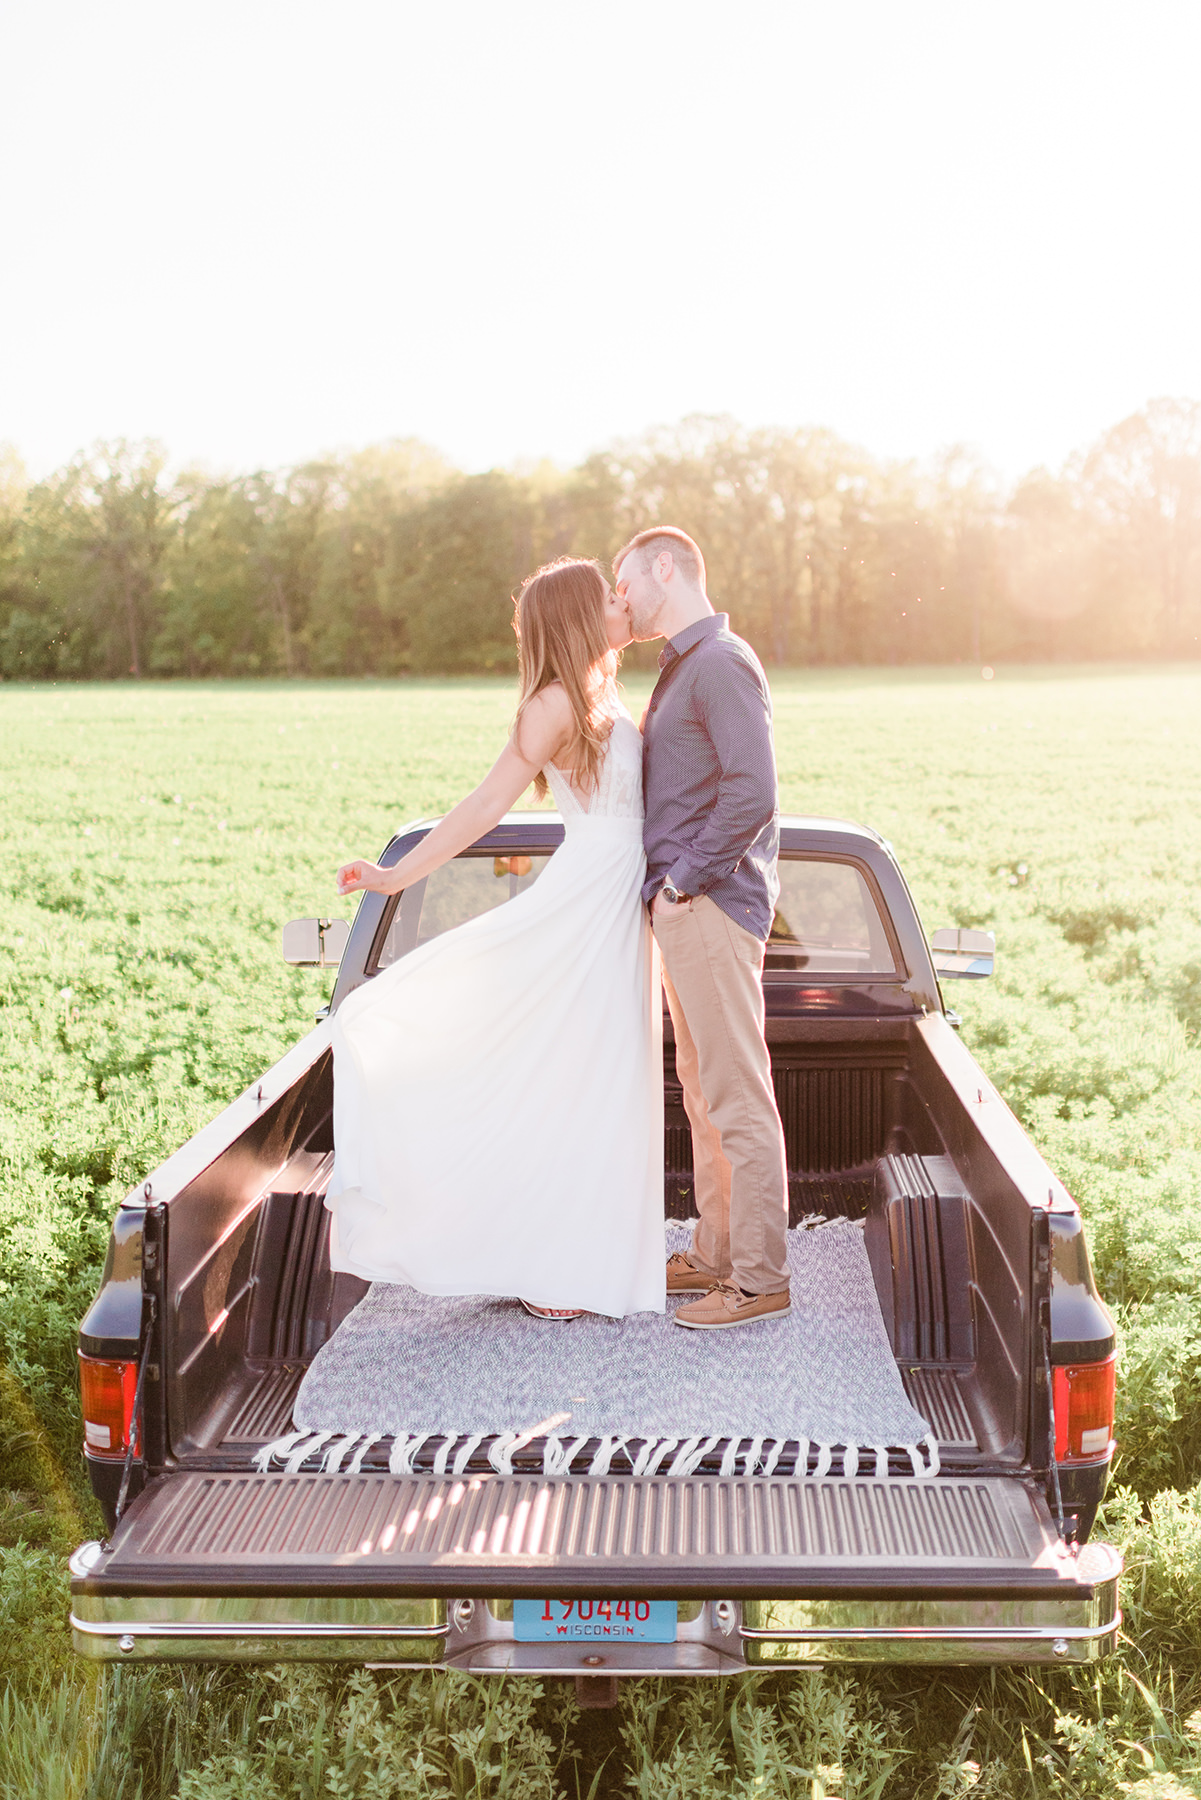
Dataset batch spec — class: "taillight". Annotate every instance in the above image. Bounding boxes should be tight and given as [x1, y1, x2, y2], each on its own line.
[1053, 1354, 1116, 1462]
[79, 1355, 140, 1459]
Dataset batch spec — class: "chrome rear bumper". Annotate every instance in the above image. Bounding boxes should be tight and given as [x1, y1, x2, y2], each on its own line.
[70, 1582, 446, 1664]
[739, 1554, 1122, 1664]
[70, 1542, 1121, 1668]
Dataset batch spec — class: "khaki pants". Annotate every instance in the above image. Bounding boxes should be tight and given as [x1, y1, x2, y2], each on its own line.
[652, 895, 789, 1295]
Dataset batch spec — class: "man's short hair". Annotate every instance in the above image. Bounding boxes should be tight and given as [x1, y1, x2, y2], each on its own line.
[613, 527, 706, 589]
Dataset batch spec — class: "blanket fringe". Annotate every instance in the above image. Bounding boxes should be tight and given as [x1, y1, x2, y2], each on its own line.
[285, 1430, 334, 1473]
[587, 1436, 629, 1476]
[646, 1438, 681, 1475]
[389, 1433, 433, 1475]
[250, 1428, 940, 1480]
[627, 1437, 669, 1476]
[487, 1432, 519, 1474]
[252, 1428, 309, 1473]
[671, 1435, 722, 1477]
[763, 1438, 789, 1477]
[452, 1433, 485, 1476]
[902, 1435, 940, 1478]
[665, 1436, 701, 1476]
[544, 1434, 590, 1476]
[348, 1435, 382, 1475]
[323, 1433, 361, 1474]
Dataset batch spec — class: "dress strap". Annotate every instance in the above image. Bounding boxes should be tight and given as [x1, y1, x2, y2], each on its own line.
[544, 761, 590, 816]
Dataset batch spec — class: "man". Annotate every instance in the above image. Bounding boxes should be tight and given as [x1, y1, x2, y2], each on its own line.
[613, 527, 790, 1329]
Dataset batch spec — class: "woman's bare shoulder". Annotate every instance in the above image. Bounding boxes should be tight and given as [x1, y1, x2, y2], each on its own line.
[512, 682, 574, 763]
[521, 682, 574, 731]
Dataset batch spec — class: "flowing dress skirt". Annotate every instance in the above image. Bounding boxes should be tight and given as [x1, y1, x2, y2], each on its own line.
[326, 812, 665, 1317]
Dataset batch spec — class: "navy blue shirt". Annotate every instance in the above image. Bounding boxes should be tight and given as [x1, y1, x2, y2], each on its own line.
[641, 613, 780, 940]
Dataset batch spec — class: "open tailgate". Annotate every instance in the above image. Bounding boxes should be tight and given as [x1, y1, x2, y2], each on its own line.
[71, 1469, 1120, 1668]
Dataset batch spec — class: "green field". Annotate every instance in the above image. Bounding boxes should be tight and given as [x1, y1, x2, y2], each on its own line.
[3, 666, 1201, 1797]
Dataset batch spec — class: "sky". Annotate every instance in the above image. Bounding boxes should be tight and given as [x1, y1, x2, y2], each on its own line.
[1, 1, 1199, 486]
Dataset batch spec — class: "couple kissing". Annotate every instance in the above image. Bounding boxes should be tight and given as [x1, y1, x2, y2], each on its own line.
[329, 527, 790, 1333]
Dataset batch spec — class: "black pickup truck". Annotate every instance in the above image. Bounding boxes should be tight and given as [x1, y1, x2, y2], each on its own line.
[69, 815, 1120, 1683]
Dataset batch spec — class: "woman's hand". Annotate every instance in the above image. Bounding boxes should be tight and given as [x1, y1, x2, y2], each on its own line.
[336, 860, 395, 897]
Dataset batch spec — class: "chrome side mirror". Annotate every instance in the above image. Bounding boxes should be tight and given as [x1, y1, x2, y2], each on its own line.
[282, 918, 350, 968]
[931, 927, 995, 979]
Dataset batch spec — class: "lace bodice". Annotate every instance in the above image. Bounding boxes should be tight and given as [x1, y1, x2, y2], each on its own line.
[545, 710, 644, 821]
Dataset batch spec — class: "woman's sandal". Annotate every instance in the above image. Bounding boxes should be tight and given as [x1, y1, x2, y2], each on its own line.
[519, 1299, 585, 1321]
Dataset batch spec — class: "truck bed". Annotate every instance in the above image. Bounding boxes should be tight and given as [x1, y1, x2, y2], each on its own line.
[164, 1019, 1019, 1482]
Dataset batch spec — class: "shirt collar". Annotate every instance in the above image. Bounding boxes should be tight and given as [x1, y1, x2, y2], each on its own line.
[657, 612, 727, 671]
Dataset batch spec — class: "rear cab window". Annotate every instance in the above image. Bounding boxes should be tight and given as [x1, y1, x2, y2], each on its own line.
[370, 853, 553, 972]
[370, 845, 900, 983]
[766, 857, 901, 978]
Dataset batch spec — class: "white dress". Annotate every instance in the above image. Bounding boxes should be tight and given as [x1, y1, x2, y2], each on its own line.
[325, 709, 666, 1317]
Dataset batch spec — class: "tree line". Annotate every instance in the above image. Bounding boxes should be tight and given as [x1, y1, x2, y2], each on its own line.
[1, 399, 1198, 679]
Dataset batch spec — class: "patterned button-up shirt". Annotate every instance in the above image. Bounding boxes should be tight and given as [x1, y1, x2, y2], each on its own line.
[641, 613, 780, 940]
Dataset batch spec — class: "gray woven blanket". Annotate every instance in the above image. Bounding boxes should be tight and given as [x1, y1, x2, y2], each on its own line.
[255, 1220, 936, 1480]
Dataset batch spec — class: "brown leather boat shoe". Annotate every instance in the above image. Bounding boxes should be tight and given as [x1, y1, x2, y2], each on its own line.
[665, 1250, 721, 1294]
[673, 1281, 791, 1330]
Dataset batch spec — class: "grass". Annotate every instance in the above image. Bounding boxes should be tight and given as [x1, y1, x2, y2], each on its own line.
[3, 664, 1201, 1795]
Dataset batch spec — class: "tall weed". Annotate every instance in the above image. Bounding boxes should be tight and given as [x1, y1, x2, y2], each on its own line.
[619, 1673, 903, 1798]
[125, 1667, 572, 1800]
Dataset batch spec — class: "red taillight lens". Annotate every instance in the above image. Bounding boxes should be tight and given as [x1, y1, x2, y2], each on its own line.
[79, 1356, 139, 1459]
[1053, 1355, 1116, 1462]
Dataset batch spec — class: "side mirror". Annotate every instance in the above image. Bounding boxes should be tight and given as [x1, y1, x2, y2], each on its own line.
[282, 918, 350, 969]
[931, 927, 995, 980]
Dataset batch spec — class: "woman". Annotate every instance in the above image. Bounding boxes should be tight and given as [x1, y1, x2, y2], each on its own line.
[325, 557, 665, 1319]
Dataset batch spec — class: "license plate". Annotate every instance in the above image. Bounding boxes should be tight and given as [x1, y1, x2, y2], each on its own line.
[513, 1599, 677, 1643]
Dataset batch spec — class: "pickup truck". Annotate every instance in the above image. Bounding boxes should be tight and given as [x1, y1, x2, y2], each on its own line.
[69, 814, 1121, 1689]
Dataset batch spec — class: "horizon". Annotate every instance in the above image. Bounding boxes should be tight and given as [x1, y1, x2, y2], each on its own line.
[1, 391, 1192, 496]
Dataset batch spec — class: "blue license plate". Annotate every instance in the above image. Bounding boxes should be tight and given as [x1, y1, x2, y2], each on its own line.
[513, 1599, 677, 1643]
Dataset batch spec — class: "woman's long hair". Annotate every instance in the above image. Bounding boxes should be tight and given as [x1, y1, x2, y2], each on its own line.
[513, 557, 616, 800]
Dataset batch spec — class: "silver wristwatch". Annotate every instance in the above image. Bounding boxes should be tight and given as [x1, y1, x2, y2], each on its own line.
[661, 880, 692, 905]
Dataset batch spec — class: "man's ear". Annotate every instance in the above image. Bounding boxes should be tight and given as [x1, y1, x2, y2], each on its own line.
[656, 551, 675, 586]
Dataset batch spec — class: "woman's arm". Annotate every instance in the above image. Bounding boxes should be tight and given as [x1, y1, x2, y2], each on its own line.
[336, 687, 573, 898]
